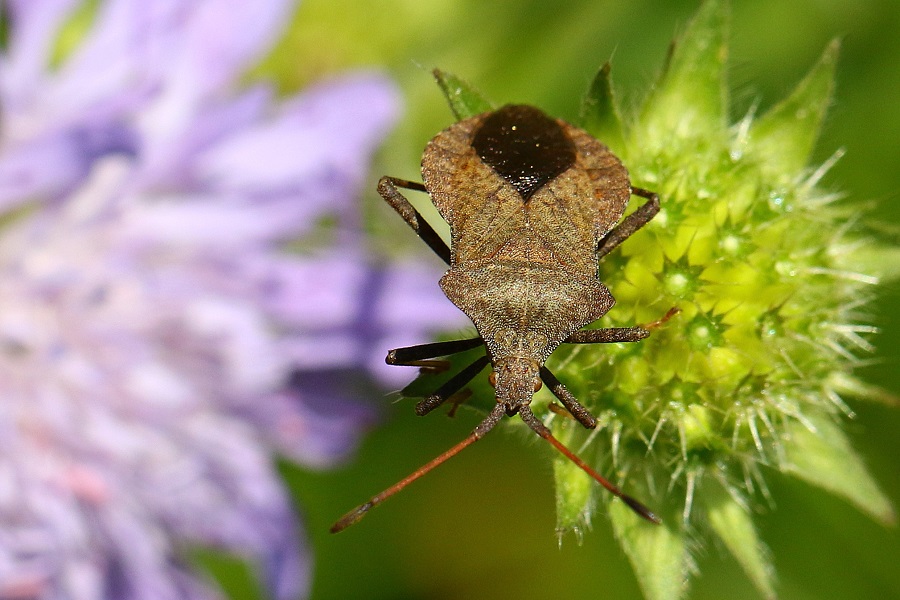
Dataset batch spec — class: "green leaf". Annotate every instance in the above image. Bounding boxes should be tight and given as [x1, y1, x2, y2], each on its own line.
[552, 424, 596, 533]
[837, 243, 900, 284]
[638, 0, 728, 146]
[554, 458, 593, 533]
[609, 500, 689, 600]
[580, 62, 626, 153]
[49, 0, 101, 67]
[745, 39, 839, 178]
[782, 411, 895, 524]
[703, 482, 776, 599]
[432, 68, 493, 121]
[827, 373, 898, 407]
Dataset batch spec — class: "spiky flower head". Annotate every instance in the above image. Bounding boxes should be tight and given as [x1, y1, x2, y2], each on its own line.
[430, 1, 895, 598]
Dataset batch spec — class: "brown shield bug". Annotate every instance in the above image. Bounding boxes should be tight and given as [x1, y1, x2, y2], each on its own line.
[331, 104, 671, 533]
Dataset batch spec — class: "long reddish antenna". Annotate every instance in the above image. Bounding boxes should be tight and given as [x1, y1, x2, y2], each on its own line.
[331, 402, 660, 533]
[518, 405, 661, 524]
[331, 404, 506, 533]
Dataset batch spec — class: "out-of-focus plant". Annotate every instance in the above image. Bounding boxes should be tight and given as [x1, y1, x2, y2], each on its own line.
[0, 0, 460, 597]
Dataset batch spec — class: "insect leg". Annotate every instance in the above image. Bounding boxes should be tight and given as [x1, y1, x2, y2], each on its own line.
[415, 354, 491, 416]
[596, 186, 660, 259]
[331, 403, 507, 533]
[563, 326, 650, 344]
[386, 337, 484, 366]
[539, 367, 597, 429]
[563, 307, 680, 344]
[517, 405, 661, 524]
[377, 176, 451, 264]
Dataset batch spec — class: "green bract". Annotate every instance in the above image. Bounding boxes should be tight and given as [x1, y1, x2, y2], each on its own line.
[431, 1, 894, 599]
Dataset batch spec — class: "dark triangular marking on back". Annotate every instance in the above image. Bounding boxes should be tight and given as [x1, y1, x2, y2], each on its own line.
[472, 105, 576, 202]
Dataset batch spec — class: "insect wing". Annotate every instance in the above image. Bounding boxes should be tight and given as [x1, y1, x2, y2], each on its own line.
[422, 116, 527, 265]
[423, 113, 631, 269]
[525, 125, 630, 271]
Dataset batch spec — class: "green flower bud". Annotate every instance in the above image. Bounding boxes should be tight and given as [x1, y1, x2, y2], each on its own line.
[426, 2, 895, 599]
[558, 2, 894, 598]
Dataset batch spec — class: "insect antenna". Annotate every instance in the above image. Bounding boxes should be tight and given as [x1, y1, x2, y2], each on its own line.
[330, 403, 506, 533]
[518, 406, 661, 524]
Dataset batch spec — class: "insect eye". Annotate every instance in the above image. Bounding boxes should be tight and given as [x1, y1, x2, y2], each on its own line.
[533, 378, 542, 393]
[488, 371, 497, 387]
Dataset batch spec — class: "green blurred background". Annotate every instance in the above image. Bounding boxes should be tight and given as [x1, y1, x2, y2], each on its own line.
[224, 1, 900, 598]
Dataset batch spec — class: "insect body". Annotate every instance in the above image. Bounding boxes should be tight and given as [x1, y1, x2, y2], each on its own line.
[332, 104, 666, 533]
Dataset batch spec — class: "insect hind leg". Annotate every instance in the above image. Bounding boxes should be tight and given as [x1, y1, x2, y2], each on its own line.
[384, 337, 489, 416]
[415, 354, 490, 416]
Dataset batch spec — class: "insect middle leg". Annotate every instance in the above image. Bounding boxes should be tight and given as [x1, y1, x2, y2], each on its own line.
[377, 176, 451, 265]
[549, 308, 679, 428]
[596, 186, 660, 259]
[539, 327, 651, 430]
[562, 307, 679, 345]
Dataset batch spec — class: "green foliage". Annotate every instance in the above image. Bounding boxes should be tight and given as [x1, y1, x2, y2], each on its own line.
[432, 69, 493, 121]
[580, 63, 626, 154]
[431, 1, 894, 598]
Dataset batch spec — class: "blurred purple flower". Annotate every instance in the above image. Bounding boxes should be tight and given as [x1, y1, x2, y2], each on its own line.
[0, 0, 462, 598]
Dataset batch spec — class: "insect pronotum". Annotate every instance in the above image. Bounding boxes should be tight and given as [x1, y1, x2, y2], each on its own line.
[332, 104, 672, 533]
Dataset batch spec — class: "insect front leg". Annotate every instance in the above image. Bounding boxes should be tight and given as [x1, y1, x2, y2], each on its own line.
[547, 308, 679, 429]
[539, 367, 597, 429]
[596, 186, 660, 259]
[377, 176, 451, 264]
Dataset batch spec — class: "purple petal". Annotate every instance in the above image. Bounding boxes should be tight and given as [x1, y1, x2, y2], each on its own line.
[196, 73, 401, 200]
[0, 122, 139, 211]
[134, 86, 273, 190]
[0, 0, 81, 110]
[272, 252, 469, 385]
[249, 383, 376, 468]
[0, 1, 429, 598]
[263, 252, 368, 330]
[163, 0, 295, 101]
